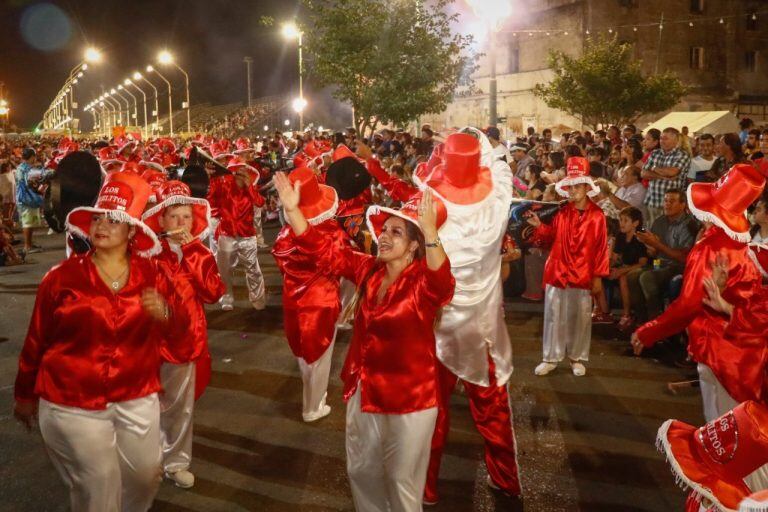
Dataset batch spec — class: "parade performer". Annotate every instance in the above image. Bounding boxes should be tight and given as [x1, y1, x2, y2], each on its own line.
[423, 130, 522, 504]
[274, 171, 453, 512]
[142, 180, 225, 488]
[271, 167, 344, 422]
[527, 156, 609, 376]
[13, 171, 195, 512]
[631, 164, 764, 421]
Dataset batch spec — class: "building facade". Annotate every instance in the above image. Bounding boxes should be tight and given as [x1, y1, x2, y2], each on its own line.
[423, 0, 768, 135]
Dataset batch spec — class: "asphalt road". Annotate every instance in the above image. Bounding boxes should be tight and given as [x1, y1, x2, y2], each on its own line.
[0, 224, 700, 511]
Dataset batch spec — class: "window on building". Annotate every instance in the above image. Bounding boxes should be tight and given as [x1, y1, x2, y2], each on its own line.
[689, 47, 705, 70]
[746, 13, 758, 31]
[745, 51, 757, 72]
[508, 46, 519, 74]
[690, 0, 705, 13]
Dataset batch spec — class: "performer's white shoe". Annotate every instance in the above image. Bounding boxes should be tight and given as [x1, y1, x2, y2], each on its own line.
[303, 404, 331, 422]
[166, 469, 195, 489]
[534, 362, 557, 376]
[220, 294, 234, 311]
[570, 361, 586, 377]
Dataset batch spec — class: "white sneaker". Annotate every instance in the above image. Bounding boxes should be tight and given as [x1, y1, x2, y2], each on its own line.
[302, 404, 331, 422]
[220, 294, 234, 311]
[165, 469, 195, 488]
[570, 361, 586, 377]
[534, 362, 557, 376]
[251, 298, 266, 311]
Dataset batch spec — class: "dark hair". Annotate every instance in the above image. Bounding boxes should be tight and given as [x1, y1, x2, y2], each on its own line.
[647, 128, 661, 142]
[542, 128, 552, 136]
[565, 144, 583, 158]
[527, 163, 543, 180]
[625, 139, 644, 163]
[699, 133, 715, 143]
[574, 135, 587, 148]
[589, 161, 605, 179]
[749, 128, 761, 138]
[548, 151, 565, 170]
[721, 133, 745, 162]
[595, 129, 606, 138]
[402, 218, 426, 260]
[421, 127, 434, 137]
[740, 118, 754, 130]
[664, 188, 686, 204]
[333, 132, 346, 147]
[22, 148, 36, 160]
[527, 126, 535, 135]
[619, 206, 644, 229]
[624, 124, 637, 134]
[587, 146, 604, 159]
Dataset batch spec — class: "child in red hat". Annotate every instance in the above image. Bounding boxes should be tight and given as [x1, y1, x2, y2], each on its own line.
[528, 156, 609, 377]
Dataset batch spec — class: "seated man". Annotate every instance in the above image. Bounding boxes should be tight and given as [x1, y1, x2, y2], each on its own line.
[626, 189, 698, 322]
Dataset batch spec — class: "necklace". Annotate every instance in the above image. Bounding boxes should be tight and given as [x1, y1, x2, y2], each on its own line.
[92, 256, 129, 291]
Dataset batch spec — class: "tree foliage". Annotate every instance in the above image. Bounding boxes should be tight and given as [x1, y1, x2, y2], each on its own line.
[302, 0, 474, 134]
[533, 35, 688, 129]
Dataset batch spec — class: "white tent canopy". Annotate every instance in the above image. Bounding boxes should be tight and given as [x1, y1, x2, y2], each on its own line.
[644, 111, 739, 136]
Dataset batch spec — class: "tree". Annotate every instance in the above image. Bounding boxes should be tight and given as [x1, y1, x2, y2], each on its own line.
[533, 35, 688, 129]
[302, 0, 475, 135]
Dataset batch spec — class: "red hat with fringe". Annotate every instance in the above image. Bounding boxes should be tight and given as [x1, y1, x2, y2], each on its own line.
[657, 400, 768, 512]
[157, 138, 176, 154]
[140, 168, 168, 203]
[687, 164, 765, 242]
[142, 180, 211, 239]
[366, 191, 447, 243]
[234, 137, 253, 154]
[740, 490, 768, 511]
[425, 133, 492, 205]
[66, 171, 160, 257]
[119, 161, 142, 175]
[288, 166, 338, 224]
[555, 157, 600, 198]
[226, 158, 259, 179]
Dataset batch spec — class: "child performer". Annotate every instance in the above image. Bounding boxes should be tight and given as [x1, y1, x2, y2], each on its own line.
[143, 180, 225, 488]
[528, 156, 609, 376]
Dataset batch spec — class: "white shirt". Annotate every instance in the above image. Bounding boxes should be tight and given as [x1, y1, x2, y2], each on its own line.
[491, 142, 511, 162]
[689, 155, 716, 179]
[752, 231, 768, 244]
[615, 182, 647, 209]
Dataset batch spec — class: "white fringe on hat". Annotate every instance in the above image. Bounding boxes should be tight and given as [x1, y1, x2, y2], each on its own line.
[555, 176, 600, 198]
[142, 194, 213, 241]
[65, 207, 161, 258]
[686, 185, 751, 243]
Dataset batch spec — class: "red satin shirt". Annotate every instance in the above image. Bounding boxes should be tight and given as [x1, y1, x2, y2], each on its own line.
[272, 220, 349, 363]
[530, 201, 609, 289]
[154, 239, 225, 362]
[206, 175, 225, 218]
[365, 158, 418, 203]
[636, 227, 760, 367]
[295, 227, 455, 414]
[15, 253, 195, 409]
[209, 174, 265, 238]
[337, 190, 372, 217]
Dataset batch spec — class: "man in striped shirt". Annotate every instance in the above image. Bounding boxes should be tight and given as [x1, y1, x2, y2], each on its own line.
[642, 127, 691, 225]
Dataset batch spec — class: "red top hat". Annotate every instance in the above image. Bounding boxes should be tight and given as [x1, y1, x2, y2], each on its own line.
[120, 161, 142, 175]
[140, 168, 168, 204]
[288, 166, 338, 224]
[211, 141, 234, 161]
[157, 137, 177, 154]
[98, 147, 117, 161]
[226, 158, 259, 179]
[688, 164, 766, 242]
[303, 140, 323, 158]
[366, 191, 447, 243]
[747, 243, 768, 279]
[66, 171, 160, 257]
[657, 400, 768, 512]
[555, 157, 600, 198]
[425, 133, 492, 205]
[142, 180, 211, 239]
[333, 145, 358, 162]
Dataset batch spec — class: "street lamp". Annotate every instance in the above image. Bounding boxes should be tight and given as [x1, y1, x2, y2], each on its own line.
[147, 65, 174, 136]
[284, 119, 290, 127]
[134, 71, 160, 133]
[115, 85, 137, 126]
[282, 22, 305, 131]
[466, 0, 512, 127]
[157, 50, 191, 133]
[84, 47, 103, 64]
[125, 78, 148, 138]
[263, 125, 269, 131]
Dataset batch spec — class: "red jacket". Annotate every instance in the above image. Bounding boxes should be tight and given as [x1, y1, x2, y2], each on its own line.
[636, 227, 760, 367]
[209, 174, 265, 238]
[530, 201, 609, 289]
[365, 158, 419, 203]
[15, 253, 195, 409]
[272, 220, 349, 363]
[295, 226, 455, 414]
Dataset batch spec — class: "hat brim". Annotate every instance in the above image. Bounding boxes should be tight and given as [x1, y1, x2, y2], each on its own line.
[66, 207, 161, 257]
[301, 185, 339, 225]
[142, 196, 212, 240]
[366, 205, 420, 243]
[326, 157, 371, 200]
[657, 420, 747, 512]
[426, 163, 493, 206]
[687, 182, 751, 242]
[555, 177, 600, 198]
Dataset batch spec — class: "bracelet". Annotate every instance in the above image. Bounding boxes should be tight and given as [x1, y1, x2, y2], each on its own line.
[425, 238, 441, 248]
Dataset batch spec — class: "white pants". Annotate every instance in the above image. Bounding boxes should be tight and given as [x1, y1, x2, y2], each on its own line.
[38, 394, 162, 512]
[160, 362, 195, 473]
[253, 206, 264, 244]
[208, 217, 220, 256]
[346, 387, 438, 512]
[216, 235, 265, 309]
[542, 285, 592, 363]
[298, 339, 336, 420]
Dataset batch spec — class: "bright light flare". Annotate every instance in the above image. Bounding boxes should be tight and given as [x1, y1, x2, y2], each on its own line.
[284, 119, 290, 126]
[282, 22, 301, 40]
[146, 65, 154, 72]
[124, 79, 131, 86]
[158, 50, 173, 64]
[84, 47, 102, 63]
[466, 0, 512, 30]
[292, 97, 308, 113]
[133, 72, 142, 80]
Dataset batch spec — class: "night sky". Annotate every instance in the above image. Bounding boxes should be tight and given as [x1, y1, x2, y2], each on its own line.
[0, 0, 305, 130]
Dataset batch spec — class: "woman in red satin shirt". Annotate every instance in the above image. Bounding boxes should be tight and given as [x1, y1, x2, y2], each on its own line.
[274, 172, 454, 512]
[13, 171, 194, 512]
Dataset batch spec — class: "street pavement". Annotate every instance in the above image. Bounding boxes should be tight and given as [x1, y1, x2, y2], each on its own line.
[0, 224, 701, 511]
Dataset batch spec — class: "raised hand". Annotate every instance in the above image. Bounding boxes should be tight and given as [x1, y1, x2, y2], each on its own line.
[417, 189, 438, 240]
[711, 253, 729, 292]
[273, 172, 301, 212]
[141, 288, 169, 321]
[703, 276, 733, 316]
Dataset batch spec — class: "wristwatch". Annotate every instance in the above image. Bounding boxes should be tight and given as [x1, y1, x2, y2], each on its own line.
[425, 238, 441, 248]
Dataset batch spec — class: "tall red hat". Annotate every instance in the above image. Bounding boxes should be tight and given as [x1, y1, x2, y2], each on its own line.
[98, 146, 117, 161]
[688, 164, 766, 242]
[140, 168, 168, 204]
[211, 141, 234, 161]
[66, 171, 160, 257]
[142, 180, 211, 239]
[288, 166, 338, 224]
[101, 159, 123, 173]
[657, 401, 768, 512]
[116, 137, 138, 155]
[366, 191, 447, 243]
[303, 140, 323, 158]
[226, 158, 259, 179]
[120, 161, 142, 175]
[332, 145, 358, 162]
[425, 133, 492, 205]
[555, 157, 600, 198]
[747, 243, 768, 279]
[413, 142, 444, 188]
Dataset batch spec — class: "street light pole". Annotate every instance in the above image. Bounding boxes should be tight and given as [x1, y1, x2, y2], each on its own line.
[147, 66, 173, 136]
[136, 73, 160, 135]
[114, 89, 133, 126]
[172, 63, 191, 133]
[243, 56, 253, 108]
[126, 80, 149, 139]
[118, 86, 138, 127]
[298, 32, 304, 131]
[488, 25, 498, 127]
